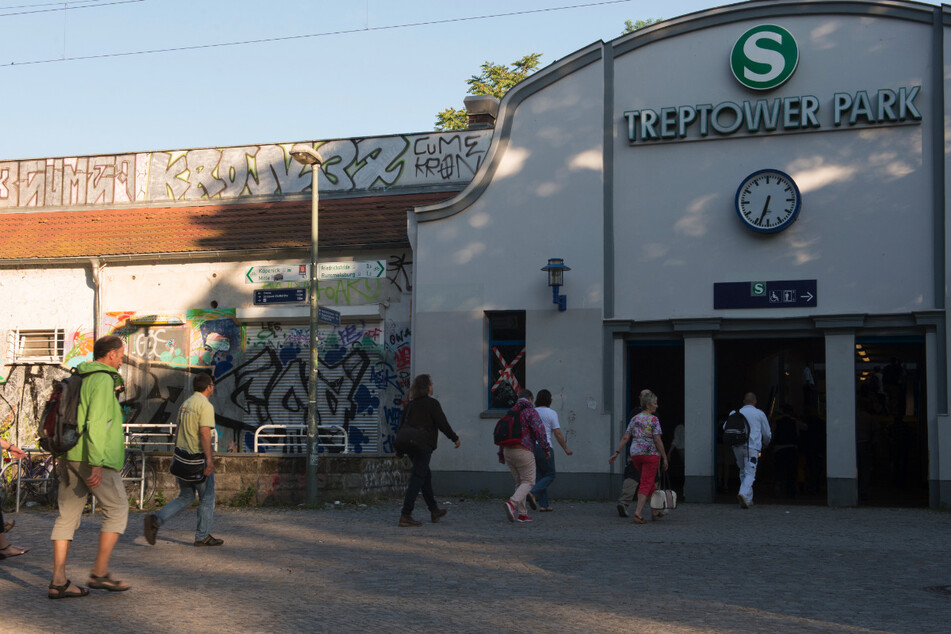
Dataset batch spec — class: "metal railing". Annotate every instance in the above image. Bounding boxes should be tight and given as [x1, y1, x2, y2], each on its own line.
[123, 423, 218, 452]
[252, 424, 349, 454]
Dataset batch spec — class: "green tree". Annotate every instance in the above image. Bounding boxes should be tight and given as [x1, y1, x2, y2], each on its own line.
[435, 53, 543, 131]
[623, 18, 662, 34]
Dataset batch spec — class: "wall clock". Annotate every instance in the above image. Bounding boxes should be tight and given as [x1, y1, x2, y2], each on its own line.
[734, 169, 801, 233]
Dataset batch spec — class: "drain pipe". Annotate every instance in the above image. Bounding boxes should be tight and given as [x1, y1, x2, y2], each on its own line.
[89, 258, 103, 340]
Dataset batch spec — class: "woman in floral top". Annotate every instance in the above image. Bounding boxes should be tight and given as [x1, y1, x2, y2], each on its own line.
[608, 390, 669, 523]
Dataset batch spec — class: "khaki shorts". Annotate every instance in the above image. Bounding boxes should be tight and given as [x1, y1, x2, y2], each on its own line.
[50, 461, 128, 541]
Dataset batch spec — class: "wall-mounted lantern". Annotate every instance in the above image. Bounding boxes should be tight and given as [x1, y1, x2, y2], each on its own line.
[541, 258, 570, 312]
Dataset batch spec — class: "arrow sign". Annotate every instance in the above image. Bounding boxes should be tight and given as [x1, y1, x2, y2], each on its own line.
[318, 260, 386, 280]
[714, 280, 817, 309]
[246, 264, 309, 284]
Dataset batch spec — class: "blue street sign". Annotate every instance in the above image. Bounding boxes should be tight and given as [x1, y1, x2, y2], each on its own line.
[253, 288, 306, 305]
[714, 280, 817, 309]
[318, 306, 341, 325]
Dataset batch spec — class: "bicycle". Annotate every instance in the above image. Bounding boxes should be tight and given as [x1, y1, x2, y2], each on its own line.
[1, 450, 57, 512]
[119, 447, 156, 508]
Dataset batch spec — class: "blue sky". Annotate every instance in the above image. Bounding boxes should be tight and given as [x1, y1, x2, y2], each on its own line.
[0, 0, 941, 159]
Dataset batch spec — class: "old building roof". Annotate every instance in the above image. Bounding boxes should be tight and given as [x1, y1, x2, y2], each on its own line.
[0, 191, 454, 259]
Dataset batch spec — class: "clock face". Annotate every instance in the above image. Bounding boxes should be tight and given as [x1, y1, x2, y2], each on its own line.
[734, 169, 801, 233]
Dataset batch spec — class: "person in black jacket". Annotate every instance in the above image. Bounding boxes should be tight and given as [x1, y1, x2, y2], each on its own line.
[395, 374, 461, 527]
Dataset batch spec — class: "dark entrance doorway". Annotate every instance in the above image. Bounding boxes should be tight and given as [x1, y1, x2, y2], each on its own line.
[855, 337, 928, 507]
[626, 342, 685, 495]
[715, 337, 827, 505]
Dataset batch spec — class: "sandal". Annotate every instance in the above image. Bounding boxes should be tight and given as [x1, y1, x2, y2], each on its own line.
[539, 507, 554, 512]
[632, 514, 647, 524]
[3, 519, 13, 533]
[87, 572, 130, 592]
[0, 545, 29, 559]
[48, 579, 89, 600]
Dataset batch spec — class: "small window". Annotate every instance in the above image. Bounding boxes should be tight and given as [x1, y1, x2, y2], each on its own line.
[8, 328, 65, 363]
[487, 311, 525, 409]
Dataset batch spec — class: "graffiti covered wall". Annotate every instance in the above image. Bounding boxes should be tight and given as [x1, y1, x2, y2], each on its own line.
[0, 254, 413, 455]
[0, 131, 491, 209]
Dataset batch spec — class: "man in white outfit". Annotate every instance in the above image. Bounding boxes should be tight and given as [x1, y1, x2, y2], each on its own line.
[725, 392, 771, 509]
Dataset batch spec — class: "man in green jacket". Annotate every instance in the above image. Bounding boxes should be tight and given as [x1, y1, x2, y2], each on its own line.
[48, 335, 131, 599]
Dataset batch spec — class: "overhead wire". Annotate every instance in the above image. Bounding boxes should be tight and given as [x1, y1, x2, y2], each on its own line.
[0, 0, 143, 19]
[0, 0, 634, 67]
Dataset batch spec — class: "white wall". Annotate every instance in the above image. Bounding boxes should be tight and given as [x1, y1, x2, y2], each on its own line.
[417, 59, 611, 474]
[612, 15, 934, 321]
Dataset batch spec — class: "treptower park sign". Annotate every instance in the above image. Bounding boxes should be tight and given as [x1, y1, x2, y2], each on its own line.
[623, 24, 922, 144]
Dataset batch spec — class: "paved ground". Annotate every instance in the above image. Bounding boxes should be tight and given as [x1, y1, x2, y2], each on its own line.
[0, 499, 948, 633]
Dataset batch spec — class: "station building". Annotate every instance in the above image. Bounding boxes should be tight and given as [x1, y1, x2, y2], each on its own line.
[2, 0, 949, 508]
[413, 0, 951, 508]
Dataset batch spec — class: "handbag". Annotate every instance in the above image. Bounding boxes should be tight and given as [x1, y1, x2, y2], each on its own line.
[394, 401, 430, 455]
[168, 423, 207, 483]
[650, 468, 677, 510]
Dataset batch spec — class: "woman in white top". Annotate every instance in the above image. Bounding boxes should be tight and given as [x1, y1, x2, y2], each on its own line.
[527, 389, 573, 512]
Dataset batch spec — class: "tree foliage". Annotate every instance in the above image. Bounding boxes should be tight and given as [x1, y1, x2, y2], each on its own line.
[623, 18, 662, 34]
[435, 53, 543, 131]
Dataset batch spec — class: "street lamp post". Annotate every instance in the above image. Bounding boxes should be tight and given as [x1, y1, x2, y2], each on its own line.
[291, 143, 323, 505]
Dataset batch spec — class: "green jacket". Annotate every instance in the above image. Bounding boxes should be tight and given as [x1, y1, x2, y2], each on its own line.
[66, 361, 125, 470]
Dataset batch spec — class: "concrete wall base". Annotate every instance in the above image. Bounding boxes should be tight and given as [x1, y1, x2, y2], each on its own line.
[827, 477, 857, 507]
[684, 476, 715, 504]
[931, 479, 951, 509]
[146, 454, 410, 506]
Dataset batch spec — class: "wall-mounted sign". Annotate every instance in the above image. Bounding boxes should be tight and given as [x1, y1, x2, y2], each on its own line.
[714, 280, 816, 309]
[318, 260, 385, 280]
[623, 24, 921, 144]
[246, 264, 308, 284]
[253, 288, 306, 305]
[318, 306, 341, 326]
[730, 24, 799, 91]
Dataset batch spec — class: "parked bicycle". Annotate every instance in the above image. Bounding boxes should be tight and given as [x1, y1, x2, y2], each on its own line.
[120, 447, 156, 508]
[1, 450, 57, 512]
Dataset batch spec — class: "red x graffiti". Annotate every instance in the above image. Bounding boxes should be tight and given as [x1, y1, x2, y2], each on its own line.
[491, 346, 525, 394]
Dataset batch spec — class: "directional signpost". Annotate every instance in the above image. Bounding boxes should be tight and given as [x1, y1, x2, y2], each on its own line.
[318, 260, 385, 280]
[246, 264, 309, 284]
[714, 280, 817, 309]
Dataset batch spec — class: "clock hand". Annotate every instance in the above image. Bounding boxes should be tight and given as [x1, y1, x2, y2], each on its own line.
[758, 195, 771, 225]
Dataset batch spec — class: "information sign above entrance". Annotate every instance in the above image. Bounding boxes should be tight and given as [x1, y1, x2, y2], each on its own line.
[714, 280, 817, 309]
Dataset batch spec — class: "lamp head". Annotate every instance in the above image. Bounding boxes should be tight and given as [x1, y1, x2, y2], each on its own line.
[541, 258, 570, 287]
[291, 143, 322, 166]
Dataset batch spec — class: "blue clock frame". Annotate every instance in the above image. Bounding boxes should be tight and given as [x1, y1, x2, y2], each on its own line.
[734, 168, 802, 234]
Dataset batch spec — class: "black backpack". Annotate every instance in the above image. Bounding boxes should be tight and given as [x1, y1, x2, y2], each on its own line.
[493, 401, 529, 446]
[38, 369, 111, 454]
[722, 410, 750, 447]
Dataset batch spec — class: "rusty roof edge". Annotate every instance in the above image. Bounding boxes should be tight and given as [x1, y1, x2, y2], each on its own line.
[0, 239, 412, 267]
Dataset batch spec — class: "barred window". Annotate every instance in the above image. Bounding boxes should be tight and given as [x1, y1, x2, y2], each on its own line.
[8, 328, 65, 363]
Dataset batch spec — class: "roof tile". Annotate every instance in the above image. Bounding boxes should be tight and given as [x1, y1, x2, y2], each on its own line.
[0, 192, 454, 259]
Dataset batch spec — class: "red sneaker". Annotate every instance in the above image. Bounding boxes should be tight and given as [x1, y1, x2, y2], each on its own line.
[516, 514, 533, 522]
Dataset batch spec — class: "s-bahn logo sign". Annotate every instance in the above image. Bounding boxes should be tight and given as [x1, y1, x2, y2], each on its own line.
[730, 25, 798, 91]
[623, 24, 921, 144]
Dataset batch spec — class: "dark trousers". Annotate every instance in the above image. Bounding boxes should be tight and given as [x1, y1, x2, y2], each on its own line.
[401, 444, 437, 516]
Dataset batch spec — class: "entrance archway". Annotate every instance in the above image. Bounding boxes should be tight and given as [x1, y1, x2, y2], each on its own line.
[714, 337, 827, 505]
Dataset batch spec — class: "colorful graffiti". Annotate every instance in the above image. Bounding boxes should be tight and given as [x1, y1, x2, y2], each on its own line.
[2, 264, 410, 453]
[0, 131, 491, 209]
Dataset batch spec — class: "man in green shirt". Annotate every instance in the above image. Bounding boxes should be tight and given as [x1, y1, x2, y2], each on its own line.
[49, 335, 130, 599]
[144, 372, 222, 547]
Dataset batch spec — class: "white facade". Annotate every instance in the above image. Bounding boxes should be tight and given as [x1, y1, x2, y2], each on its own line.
[414, 0, 951, 507]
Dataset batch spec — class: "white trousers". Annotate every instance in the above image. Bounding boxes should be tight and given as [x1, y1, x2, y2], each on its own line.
[732, 445, 759, 503]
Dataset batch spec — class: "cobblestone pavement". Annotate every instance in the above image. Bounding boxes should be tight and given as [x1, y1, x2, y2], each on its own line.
[0, 499, 948, 633]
